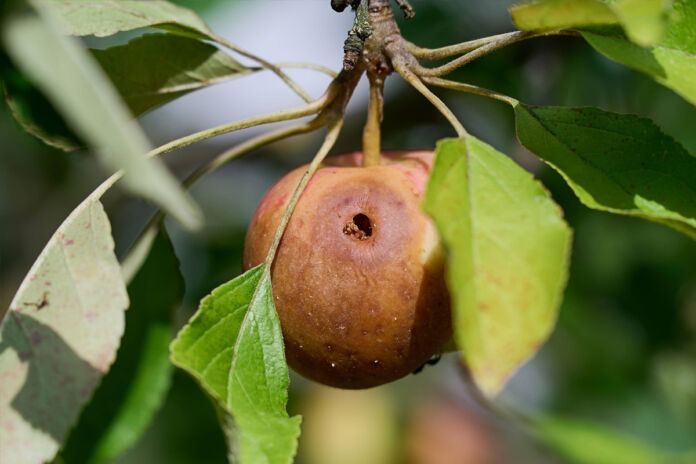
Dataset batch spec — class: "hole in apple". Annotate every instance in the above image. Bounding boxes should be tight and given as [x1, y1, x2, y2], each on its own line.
[343, 213, 373, 240]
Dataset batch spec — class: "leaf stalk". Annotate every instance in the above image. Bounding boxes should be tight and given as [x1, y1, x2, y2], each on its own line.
[394, 58, 467, 137]
[211, 34, 314, 103]
[421, 76, 520, 106]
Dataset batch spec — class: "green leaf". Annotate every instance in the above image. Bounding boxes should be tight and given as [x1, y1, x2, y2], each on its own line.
[511, 0, 671, 46]
[2, 7, 202, 230]
[61, 228, 182, 464]
[534, 416, 696, 464]
[2, 64, 82, 151]
[92, 33, 251, 117]
[512, 0, 618, 30]
[423, 137, 572, 396]
[581, 0, 696, 106]
[171, 0, 232, 14]
[170, 265, 301, 463]
[0, 184, 128, 464]
[514, 104, 696, 239]
[38, 0, 213, 39]
[2, 31, 252, 149]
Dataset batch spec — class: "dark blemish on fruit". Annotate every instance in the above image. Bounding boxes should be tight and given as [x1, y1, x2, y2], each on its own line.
[343, 213, 373, 240]
[326, 344, 334, 352]
[31, 331, 43, 346]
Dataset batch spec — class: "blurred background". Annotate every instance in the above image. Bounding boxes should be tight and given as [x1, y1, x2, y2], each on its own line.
[2, 0, 696, 463]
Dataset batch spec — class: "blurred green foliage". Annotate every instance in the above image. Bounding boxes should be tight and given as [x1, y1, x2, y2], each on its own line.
[2, 0, 695, 463]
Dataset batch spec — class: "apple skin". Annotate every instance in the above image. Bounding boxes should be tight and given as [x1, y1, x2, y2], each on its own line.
[243, 151, 451, 389]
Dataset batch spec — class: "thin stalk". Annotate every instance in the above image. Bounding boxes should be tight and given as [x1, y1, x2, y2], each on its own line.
[121, 120, 322, 282]
[211, 34, 314, 103]
[269, 62, 338, 78]
[239, 62, 338, 81]
[185, 121, 322, 187]
[362, 73, 385, 167]
[147, 91, 333, 159]
[413, 29, 578, 77]
[263, 120, 344, 268]
[394, 60, 467, 137]
[407, 31, 523, 60]
[421, 76, 519, 106]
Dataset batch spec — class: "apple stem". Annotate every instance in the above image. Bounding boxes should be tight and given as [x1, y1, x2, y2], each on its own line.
[362, 72, 384, 167]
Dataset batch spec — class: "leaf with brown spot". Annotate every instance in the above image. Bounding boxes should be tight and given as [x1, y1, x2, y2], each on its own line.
[0, 180, 128, 464]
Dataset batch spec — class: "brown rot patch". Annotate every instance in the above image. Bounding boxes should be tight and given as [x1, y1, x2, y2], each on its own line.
[343, 213, 373, 240]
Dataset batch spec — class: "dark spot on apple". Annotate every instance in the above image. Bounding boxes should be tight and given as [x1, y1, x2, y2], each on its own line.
[343, 213, 373, 240]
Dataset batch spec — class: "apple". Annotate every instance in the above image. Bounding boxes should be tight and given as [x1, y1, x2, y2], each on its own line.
[243, 151, 451, 388]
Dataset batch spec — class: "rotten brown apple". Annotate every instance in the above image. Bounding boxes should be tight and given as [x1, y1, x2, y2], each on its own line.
[243, 151, 451, 389]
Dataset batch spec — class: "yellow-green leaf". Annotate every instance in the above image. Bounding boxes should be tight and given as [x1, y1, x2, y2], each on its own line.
[423, 137, 572, 396]
[511, 0, 671, 46]
[581, 0, 696, 107]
